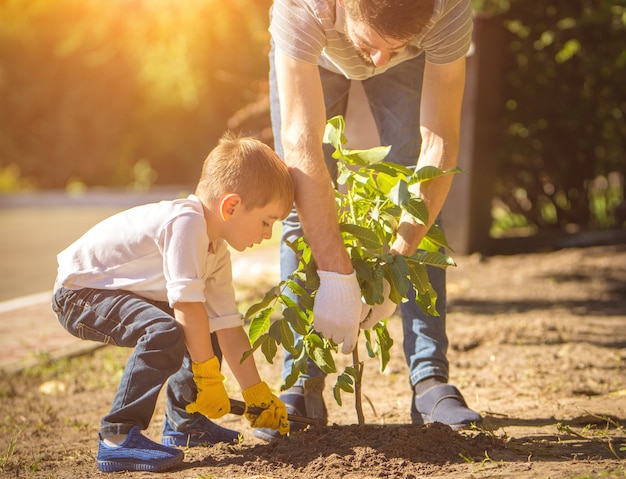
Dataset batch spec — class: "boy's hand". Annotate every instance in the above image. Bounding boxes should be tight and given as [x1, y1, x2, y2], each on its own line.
[242, 381, 290, 435]
[186, 356, 231, 418]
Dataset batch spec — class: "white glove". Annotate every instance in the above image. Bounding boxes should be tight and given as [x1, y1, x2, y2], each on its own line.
[314, 270, 362, 354]
[360, 279, 397, 329]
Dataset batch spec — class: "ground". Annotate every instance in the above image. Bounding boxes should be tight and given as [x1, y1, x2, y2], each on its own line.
[1, 244, 625, 478]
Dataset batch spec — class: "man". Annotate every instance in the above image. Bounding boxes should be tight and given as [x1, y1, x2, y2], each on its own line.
[255, 0, 482, 440]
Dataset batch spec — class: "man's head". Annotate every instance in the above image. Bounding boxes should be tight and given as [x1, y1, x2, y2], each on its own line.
[341, 0, 434, 66]
[195, 132, 294, 250]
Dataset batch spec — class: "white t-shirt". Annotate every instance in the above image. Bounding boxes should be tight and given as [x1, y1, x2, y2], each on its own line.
[270, 0, 473, 80]
[55, 195, 243, 332]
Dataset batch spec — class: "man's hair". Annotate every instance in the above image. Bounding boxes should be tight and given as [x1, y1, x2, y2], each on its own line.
[195, 131, 294, 217]
[343, 0, 435, 41]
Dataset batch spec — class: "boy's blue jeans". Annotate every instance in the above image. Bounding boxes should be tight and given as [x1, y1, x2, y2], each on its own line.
[51, 287, 215, 437]
[269, 46, 449, 389]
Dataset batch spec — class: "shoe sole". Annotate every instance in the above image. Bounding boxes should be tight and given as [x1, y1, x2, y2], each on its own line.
[98, 454, 183, 473]
[411, 412, 483, 431]
[161, 435, 240, 447]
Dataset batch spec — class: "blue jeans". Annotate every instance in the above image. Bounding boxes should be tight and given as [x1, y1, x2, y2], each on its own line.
[269, 45, 449, 389]
[51, 287, 218, 437]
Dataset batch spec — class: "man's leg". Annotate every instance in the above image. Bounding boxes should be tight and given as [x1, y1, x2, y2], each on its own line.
[363, 55, 482, 429]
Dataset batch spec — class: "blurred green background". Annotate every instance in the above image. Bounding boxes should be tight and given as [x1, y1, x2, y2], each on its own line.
[0, 0, 273, 191]
[0, 0, 624, 239]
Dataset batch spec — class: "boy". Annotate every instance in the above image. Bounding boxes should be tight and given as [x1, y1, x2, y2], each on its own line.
[51, 132, 294, 473]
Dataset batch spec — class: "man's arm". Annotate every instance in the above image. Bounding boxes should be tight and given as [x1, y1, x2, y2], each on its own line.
[274, 49, 361, 354]
[274, 50, 353, 274]
[392, 56, 467, 256]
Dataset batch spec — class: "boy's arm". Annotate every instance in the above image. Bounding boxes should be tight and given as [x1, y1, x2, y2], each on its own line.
[173, 301, 214, 362]
[174, 301, 232, 419]
[216, 326, 289, 435]
[215, 326, 261, 389]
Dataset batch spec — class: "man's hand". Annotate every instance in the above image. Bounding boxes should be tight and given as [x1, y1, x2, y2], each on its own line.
[185, 356, 231, 418]
[242, 381, 290, 435]
[360, 279, 397, 329]
[314, 270, 362, 354]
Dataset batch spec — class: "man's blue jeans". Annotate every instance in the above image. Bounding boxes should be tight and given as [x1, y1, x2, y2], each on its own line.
[269, 46, 449, 389]
[51, 287, 216, 437]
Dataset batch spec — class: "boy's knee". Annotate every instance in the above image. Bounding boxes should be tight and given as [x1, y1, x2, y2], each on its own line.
[145, 317, 186, 362]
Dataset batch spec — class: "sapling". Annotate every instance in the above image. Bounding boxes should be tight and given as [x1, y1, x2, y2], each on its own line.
[243, 115, 460, 425]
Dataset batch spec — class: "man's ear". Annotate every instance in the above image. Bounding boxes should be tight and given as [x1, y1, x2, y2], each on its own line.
[337, 0, 344, 7]
[219, 193, 242, 220]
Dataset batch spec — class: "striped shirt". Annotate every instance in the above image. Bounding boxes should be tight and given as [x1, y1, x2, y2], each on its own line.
[269, 0, 473, 80]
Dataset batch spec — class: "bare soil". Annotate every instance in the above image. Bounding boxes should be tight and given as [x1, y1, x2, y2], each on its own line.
[1, 244, 625, 479]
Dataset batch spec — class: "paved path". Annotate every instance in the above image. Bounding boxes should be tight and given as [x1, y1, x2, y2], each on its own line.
[0, 191, 279, 373]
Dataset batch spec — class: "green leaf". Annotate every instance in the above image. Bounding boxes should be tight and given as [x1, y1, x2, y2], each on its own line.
[361, 265, 385, 305]
[404, 197, 428, 226]
[384, 257, 410, 303]
[260, 335, 278, 364]
[248, 308, 272, 343]
[406, 263, 439, 316]
[370, 162, 413, 177]
[322, 115, 347, 152]
[283, 306, 309, 336]
[409, 250, 456, 269]
[283, 365, 301, 391]
[293, 341, 309, 375]
[340, 223, 382, 249]
[421, 223, 452, 251]
[269, 319, 294, 351]
[244, 286, 279, 319]
[373, 322, 393, 371]
[387, 179, 410, 207]
[332, 373, 355, 406]
[411, 165, 462, 184]
[241, 334, 263, 362]
[342, 145, 391, 165]
[374, 170, 402, 195]
[305, 334, 336, 374]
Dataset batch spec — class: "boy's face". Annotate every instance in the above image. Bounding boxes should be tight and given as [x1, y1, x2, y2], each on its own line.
[221, 198, 285, 252]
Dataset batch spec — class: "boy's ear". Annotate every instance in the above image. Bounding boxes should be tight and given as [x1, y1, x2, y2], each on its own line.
[219, 193, 241, 220]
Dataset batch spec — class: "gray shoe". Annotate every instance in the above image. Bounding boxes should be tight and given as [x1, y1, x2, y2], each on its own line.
[412, 384, 482, 431]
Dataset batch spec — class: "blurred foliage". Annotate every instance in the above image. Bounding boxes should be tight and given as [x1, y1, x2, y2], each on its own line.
[1, 0, 623, 238]
[0, 0, 272, 189]
[472, 0, 626, 234]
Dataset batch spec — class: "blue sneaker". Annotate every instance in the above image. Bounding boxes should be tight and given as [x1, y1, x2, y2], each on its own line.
[97, 426, 183, 473]
[161, 414, 241, 447]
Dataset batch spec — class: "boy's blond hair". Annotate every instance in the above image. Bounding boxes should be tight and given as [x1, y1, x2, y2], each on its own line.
[195, 131, 294, 217]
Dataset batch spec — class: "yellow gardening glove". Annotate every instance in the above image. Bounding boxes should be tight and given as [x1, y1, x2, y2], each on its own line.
[242, 381, 290, 435]
[185, 356, 231, 419]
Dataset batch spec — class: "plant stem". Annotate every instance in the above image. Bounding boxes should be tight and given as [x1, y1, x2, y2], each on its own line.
[352, 346, 365, 426]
